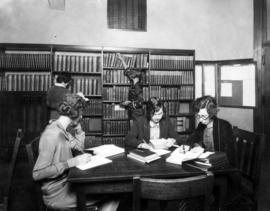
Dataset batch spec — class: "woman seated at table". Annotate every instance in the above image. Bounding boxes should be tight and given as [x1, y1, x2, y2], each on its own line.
[186, 95, 235, 166]
[33, 93, 119, 210]
[125, 97, 184, 150]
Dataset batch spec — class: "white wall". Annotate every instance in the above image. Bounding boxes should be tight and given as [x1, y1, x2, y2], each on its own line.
[0, 0, 253, 60]
[0, 0, 254, 130]
[218, 107, 253, 131]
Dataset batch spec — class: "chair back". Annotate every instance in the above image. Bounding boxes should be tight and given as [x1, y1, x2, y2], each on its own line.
[232, 126, 265, 191]
[25, 136, 45, 211]
[1, 129, 23, 211]
[133, 172, 214, 211]
[25, 136, 40, 167]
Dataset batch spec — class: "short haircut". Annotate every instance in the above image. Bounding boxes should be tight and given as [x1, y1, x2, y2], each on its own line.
[58, 93, 87, 119]
[193, 95, 218, 118]
[145, 97, 166, 121]
[56, 73, 72, 84]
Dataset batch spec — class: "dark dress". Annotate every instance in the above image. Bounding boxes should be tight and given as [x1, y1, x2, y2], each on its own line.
[186, 117, 235, 165]
[125, 116, 184, 150]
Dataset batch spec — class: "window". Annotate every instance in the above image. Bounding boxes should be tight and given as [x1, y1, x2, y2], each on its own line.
[107, 0, 147, 31]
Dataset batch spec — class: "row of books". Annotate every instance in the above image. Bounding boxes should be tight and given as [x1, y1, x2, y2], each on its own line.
[85, 136, 102, 148]
[72, 77, 101, 96]
[163, 102, 190, 115]
[149, 70, 193, 85]
[150, 86, 194, 100]
[102, 86, 149, 101]
[171, 117, 190, 132]
[85, 136, 125, 148]
[149, 55, 194, 70]
[103, 69, 148, 84]
[102, 137, 125, 147]
[83, 99, 102, 115]
[3, 72, 51, 91]
[103, 104, 128, 119]
[103, 120, 130, 135]
[102, 87, 129, 101]
[103, 69, 130, 84]
[54, 52, 102, 73]
[0, 51, 51, 69]
[103, 53, 148, 68]
[81, 118, 102, 132]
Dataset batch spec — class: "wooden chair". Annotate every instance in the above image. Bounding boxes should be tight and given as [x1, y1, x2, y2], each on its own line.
[0, 129, 23, 211]
[132, 172, 214, 211]
[232, 126, 265, 211]
[25, 136, 98, 211]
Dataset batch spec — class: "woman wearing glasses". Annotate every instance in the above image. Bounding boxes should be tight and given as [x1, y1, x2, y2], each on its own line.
[125, 97, 183, 150]
[187, 95, 235, 165]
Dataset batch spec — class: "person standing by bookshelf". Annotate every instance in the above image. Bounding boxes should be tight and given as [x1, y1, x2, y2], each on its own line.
[116, 53, 144, 121]
[46, 72, 72, 122]
[33, 93, 119, 210]
[125, 97, 183, 150]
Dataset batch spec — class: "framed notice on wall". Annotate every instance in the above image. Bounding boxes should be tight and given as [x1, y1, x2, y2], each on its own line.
[218, 63, 256, 107]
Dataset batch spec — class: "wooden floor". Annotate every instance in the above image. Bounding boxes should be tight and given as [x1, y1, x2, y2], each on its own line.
[1, 144, 270, 211]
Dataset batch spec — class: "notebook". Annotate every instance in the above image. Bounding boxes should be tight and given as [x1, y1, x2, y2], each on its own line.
[128, 149, 161, 163]
[76, 155, 112, 170]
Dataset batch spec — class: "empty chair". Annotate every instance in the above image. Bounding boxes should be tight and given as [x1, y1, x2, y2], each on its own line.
[0, 129, 23, 211]
[132, 172, 214, 211]
[232, 126, 265, 211]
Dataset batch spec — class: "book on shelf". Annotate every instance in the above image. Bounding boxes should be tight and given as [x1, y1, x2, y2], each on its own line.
[127, 149, 161, 163]
[76, 154, 112, 170]
[85, 144, 125, 158]
[81, 118, 102, 133]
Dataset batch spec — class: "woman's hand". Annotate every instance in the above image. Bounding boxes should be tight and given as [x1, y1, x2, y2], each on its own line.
[164, 138, 176, 148]
[67, 153, 92, 168]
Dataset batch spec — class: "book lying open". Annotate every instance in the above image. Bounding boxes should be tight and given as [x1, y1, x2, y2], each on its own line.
[85, 144, 125, 158]
[76, 155, 112, 170]
[166, 146, 205, 165]
[127, 149, 161, 163]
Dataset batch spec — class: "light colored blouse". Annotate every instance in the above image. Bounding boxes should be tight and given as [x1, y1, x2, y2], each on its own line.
[33, 120, 85, 209]
[150, 121, 160, 140]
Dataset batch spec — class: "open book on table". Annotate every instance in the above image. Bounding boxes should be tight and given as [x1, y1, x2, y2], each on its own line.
[76, 155, 112, 170]
[85, 144, 125, 158]
[166, 146, 208, 165]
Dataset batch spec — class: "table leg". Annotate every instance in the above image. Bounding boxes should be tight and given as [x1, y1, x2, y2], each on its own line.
[214, 176, 228, 211]
[76, 187, 86, 211]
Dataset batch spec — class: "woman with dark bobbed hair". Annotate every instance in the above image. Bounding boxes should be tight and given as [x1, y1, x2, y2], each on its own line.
[186, 95, 235, 165]
[125, 97, 184, 150]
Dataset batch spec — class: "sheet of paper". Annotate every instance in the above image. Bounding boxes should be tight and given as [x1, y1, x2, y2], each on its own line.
[150, 148, 171, 156]
[166, 146, 204, 165]
[221, 83, 232, 97]
[198, 151, 215, 159]
[76, 155, 112, 170]
[86, 144, 125, 157]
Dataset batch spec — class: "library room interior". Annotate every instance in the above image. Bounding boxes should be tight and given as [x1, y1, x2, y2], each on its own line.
[0, 0, 269, 211]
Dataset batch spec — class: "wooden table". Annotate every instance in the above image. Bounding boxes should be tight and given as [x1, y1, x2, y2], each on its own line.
[68, 153, 205, 211]
[68, 153, 239, 211]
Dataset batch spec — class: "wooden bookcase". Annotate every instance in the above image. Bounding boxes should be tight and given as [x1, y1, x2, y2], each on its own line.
[0, 44, 195, 159]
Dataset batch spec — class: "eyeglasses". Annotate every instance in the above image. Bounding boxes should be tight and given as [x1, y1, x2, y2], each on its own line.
[196, 114, 210, 120]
